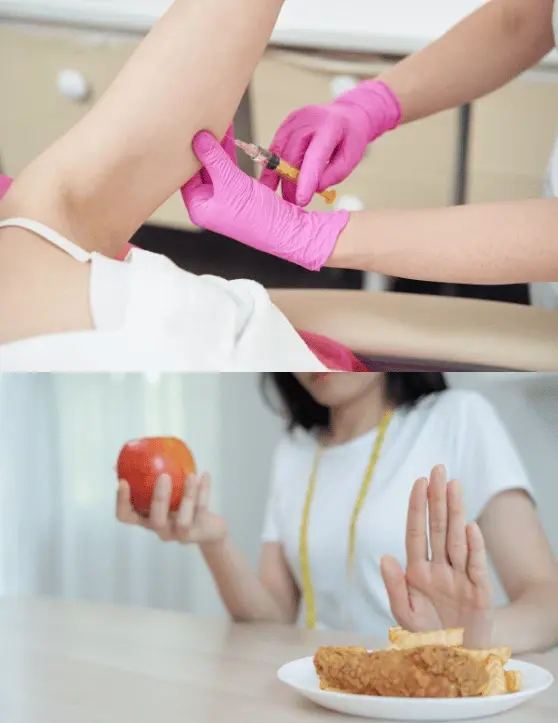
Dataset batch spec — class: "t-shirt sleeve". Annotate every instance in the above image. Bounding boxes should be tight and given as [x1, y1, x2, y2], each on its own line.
[121, 249, 324, 371]
[452, 391, 535, 522]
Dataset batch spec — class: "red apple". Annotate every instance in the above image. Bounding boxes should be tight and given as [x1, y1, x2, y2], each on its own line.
[117, 437, 196, 516]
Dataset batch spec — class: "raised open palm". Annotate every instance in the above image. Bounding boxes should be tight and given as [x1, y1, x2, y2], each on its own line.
[380, 465, 494, 649]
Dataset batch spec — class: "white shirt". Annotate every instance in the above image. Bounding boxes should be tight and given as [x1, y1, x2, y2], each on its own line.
[261, 390, 534, 636]
[0, 219, 325, 371]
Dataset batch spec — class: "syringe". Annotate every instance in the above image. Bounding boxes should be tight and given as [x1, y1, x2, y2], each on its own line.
[235, 140, 337, 206]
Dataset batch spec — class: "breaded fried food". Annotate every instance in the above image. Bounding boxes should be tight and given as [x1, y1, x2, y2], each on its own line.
[388, 626, 464, 649]
[314, 645, 489, 698]
[483, 655, 507, 696]
[505, 669, 522, 694]
[466, 647, 511, 666]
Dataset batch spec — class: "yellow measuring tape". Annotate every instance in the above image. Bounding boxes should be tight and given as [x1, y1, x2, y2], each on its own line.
[299, 410, 393, 630]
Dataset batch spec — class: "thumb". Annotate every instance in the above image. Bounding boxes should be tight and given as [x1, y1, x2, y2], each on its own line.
[192, 130, 233, 181]
[380, 555, 413, 626]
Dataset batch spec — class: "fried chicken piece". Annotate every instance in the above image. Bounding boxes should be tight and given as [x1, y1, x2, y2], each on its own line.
[314, 645, 489, 698]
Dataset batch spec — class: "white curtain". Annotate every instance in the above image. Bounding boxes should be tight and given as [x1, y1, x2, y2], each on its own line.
[0, 373, 236, 614]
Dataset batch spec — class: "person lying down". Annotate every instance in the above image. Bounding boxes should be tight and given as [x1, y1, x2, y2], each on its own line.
[0, 169, 365, 372]
[0, 0, 364, 372]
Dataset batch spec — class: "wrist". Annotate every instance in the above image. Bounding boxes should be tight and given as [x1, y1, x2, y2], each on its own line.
[323, 210, 373, 271]
[301, 209, 351, 271]
[199, 534, 229, 558]
[335, 79, 402, 142]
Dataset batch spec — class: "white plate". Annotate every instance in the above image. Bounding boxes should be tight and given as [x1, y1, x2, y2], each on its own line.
[277, 655, 554, 721]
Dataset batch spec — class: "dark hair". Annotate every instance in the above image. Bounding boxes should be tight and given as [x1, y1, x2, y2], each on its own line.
[261, 373, 447, 431]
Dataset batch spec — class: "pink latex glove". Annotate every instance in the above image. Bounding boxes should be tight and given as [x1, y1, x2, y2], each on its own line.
[199, 124, 237, 184]
[114, 127, 236, 261]
[181, 131, 349, 271]
[0, 174, 13, 199]
[260, 80, 401, 207]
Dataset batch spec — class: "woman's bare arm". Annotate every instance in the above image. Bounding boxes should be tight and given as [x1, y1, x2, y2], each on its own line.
[378, 0, 554, 123]
[4, 0, 284, 255]
[330, 198, 558, 284]
[479, 490, 558, 652]
[200, 539, 300, 623]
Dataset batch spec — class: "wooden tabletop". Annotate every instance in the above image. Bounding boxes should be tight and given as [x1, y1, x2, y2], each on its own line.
[1, 597, 557, 722]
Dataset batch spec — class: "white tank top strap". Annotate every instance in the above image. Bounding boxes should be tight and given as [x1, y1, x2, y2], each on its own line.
[0, 217, 92, 262]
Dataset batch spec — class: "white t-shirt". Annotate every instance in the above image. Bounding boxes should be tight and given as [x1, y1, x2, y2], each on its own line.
[0, 219, 325, 371]
[261, 389, 534, 636]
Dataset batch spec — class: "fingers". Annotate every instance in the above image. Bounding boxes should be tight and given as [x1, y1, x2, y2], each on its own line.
[405, 478, 429, 565]
[115, 480, 144, 526]
[181, 132, 223, 209]
[174, 473, 200, 542]
[318, 137, 366, 191]
[174, 472, 211, 543]
[176, 472, 211, 543]
[192, 130, 222, 162]
[197, 472, 211, 509]
[118, 474, 212, 545]
[296, 125, 343, 206]
[259, 118, 297, 193]
[446, 479, 468, 572]
[148, 474, 174, 540]
[278, 133, 312, 204]
[380, 556, 413, 627]
[191, 131, 233, 185]
[259, 122, 291, 192]
[181, 169, 205, 200]
[427, 465, 449, 564]
[466, 522, 491, 589]
[190, 127, 236, 191]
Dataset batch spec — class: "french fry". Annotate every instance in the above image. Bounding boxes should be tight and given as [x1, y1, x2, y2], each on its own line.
[388, 626, 404, 643]
[390, 628, 464, 649]
[465, 647, 511, 665]
[505, 669, 522, 694]
[483, 655, 507, 696]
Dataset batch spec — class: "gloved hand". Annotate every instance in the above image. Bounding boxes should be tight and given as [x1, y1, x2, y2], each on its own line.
[259, 80, 401, 207]
[199, 124, 237, 184]
[181, 131, 349, 271]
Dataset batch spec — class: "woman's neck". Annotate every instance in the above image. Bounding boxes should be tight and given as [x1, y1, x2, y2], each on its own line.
[323, 379, 390, 446]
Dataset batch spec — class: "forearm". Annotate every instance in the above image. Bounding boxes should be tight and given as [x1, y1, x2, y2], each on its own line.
[492, 583, 558, 654]
[200, 537, 293, 624]
[10, 0, 284, 255]
[377, 0, 554, 122]
[329, 198, 558, 284]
